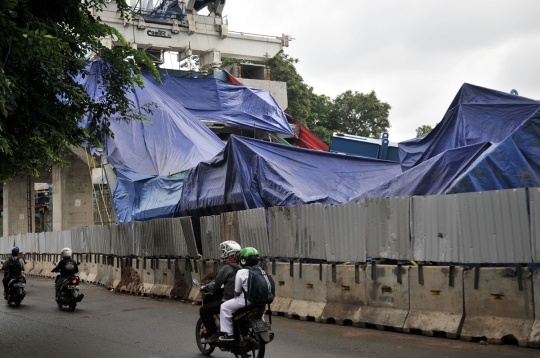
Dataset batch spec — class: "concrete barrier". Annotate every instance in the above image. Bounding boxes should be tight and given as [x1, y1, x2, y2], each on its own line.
[32, 258, 43, 276]
[141, 258, 155, 296]
[150, 259, 176, 297]
[85, 255, 99, 283]
[109, 257, 123, 290]
[24, 259, 34, 275]
[321, 264, 366, 326]
[359, 264, 410, 331]
[98, 257, 113, 287]
[461, 267, 533, 347]
[270, 262, 294, 315]
[78, 255, 89, 281]
[403, 266, 464, 338]
[530, 268, 540, 348]
[170, 259, 194, 300]
[117, 257, 143, 294]
[287, 263, 327, 322]
[93, 255, 107, 285]
[187, 259, 206, 302]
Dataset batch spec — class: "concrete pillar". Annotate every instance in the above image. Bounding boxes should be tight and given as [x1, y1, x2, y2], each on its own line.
[52, 153, 93, 231]
[3, 176, 35, 236]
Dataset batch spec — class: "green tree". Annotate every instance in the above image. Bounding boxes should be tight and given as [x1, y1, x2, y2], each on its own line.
[329, 90, 391, 138]
[416, 124, 434, 137]
[0, 0, 158, 182]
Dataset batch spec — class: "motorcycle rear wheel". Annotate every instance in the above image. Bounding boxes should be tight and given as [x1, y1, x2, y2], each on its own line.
[195, 318, 215, 355]
[14, 299, 21, 307]
[242, 321, 265, 358]
[69, 301, 76, 311]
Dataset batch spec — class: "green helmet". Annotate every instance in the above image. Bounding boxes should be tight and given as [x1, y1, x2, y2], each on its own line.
[239, 247, 259, 267]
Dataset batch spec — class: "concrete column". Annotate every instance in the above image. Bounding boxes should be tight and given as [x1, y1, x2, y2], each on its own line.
[3, 176, 35, 236]
[52, 153, 93, 231]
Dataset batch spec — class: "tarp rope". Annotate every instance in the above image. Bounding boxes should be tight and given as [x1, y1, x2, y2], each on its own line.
[84, 147, 104, 225]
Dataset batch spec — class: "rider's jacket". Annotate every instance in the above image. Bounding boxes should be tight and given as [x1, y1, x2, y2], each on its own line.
[2, 257, 24, 278]
[52, 258, 79, 277]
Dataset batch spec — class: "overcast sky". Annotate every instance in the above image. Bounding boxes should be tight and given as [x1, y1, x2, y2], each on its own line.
[207, 0, 539, 142]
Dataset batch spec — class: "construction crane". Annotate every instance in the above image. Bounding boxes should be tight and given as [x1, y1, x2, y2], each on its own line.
[96, 0, 291, 72]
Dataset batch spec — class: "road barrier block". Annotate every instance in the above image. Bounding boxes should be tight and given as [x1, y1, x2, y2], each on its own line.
[321, 264, 366, 325]
[32, 259, 43, 276]
[24, 260, 34, 275]
[461, 267, 533, 347]
[188, 259, 204, 302]
[117, 257, 142, 294]
[271, 262, 294, 315]
[170, 259, 193, 300]
[85, 255, 99, 283]
[268, 262, 294, 314]
[141, 258, 155, 296]
[78, 255, 89, 281]
[359, 264, 410, 331]
[530, 269, 540, 348]
[404, 266, 464, 338]
[109, 258, 123, 290]
[98, 259, 112, 287]
[287, 263, 327, 322]
[150, 259, 176, 297]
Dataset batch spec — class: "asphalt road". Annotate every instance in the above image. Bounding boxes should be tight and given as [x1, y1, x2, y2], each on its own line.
[0, 276, 537, 358]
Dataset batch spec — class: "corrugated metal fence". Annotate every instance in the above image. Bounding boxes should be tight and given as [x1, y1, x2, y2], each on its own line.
[1, 188, 540, 264]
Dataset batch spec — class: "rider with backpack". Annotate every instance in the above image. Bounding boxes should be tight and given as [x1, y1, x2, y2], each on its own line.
[199, 241, 242, 344]
[219, 247, 275, 342]
[2, 246, 25, 299]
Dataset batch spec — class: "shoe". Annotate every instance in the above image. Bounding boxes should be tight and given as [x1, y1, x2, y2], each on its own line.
[219, 333, 235, 342]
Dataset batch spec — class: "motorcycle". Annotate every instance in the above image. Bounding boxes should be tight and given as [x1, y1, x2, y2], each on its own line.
[53, 262, 84, 311]
[193, 279, 274, 358]
[5, 274, 26, 307]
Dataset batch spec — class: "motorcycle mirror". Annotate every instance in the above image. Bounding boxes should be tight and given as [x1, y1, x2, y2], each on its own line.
[192, 278, 200, 286]
[53, 262, 57, 265]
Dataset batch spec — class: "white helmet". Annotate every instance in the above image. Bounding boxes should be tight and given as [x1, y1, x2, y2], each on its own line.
[220, 241, 241, 260]
[61, 247, 73, 259]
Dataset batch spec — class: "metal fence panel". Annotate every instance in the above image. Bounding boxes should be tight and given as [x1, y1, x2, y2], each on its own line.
[44, 231, 59, 254]
[59, 230, 72, 252]
[365, 196, 412, 260]
[200, 215, 221, 260]
[70, 227, 85, 253]
[128, 221, 145, 257]
[268, 206, 296, 258]
[14, 234, 23, 252]
[135, 220, 154, 257]
[220, 211, 240, 244]
[170, 217, 189, 257]
[531, 188, 540, 263]
[1, 235, 14, 254]
[238, 208, 270, 257]
[110, 224, 129, 256]
[411, 195, 460, 262]
[324, 203, 366, 262]
[180, 217, 199, 258]
[458, 188, 531, 263]
[295, 204, 326, 260]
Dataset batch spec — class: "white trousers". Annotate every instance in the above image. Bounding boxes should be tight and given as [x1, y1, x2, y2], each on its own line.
[220, 296, 248, 335]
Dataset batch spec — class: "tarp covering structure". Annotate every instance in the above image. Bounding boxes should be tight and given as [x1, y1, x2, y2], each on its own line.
[114, 170, 184, 222]
[447, 108, 540, 193]
[143, 72, 294, 136]
[398, 83, 540, 172]
[76, 60, 226, 223]
[353, 142, 490, 201]
[78, 60, 225, 177]
[179, 136, 402, 218]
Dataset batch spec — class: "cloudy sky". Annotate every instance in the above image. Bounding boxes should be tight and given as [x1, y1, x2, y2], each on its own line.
[208, 0, 539, 142]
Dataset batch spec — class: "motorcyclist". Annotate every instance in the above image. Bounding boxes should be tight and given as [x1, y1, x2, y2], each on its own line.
[219, 247, 260, 341]
[2, 246, 25, 299]
[199, 240, 241, 344]
[51, 247, 79, 299]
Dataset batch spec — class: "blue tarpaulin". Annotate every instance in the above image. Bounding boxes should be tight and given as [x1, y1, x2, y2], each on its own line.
[114, 170, 184, 223]
[179, 136, 402, 217]
[352, 142, 490, 201]
[447, 108, 540, 193]
[143, 72, 294, 136]
[77, 60, 225, 176]
[398, 83, 540, 172]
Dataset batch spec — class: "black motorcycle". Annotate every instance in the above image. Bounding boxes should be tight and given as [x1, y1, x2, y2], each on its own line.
[5, 275, 26, 307]
[55, 275, 84, 311]
[194, 279, 274, 358]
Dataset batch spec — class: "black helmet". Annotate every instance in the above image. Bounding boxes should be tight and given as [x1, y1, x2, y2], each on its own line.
[11, 246, 19, 257]
[239, 247, 259, 267]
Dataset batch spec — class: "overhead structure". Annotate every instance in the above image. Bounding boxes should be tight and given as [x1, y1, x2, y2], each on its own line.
[95, 0, 291, 71]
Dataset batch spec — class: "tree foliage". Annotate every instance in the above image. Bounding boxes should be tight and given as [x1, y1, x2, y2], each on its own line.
[0, 0, 158, 182]
[264, 52, 391, 144]
[416, 124, 434, 137]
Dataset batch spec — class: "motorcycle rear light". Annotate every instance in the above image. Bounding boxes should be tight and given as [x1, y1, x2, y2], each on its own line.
[72, 279, 78, 284]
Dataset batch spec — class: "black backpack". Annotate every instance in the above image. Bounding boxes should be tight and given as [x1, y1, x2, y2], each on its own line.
[7, 258, 22, 277]
[243, 266, 275, 305]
